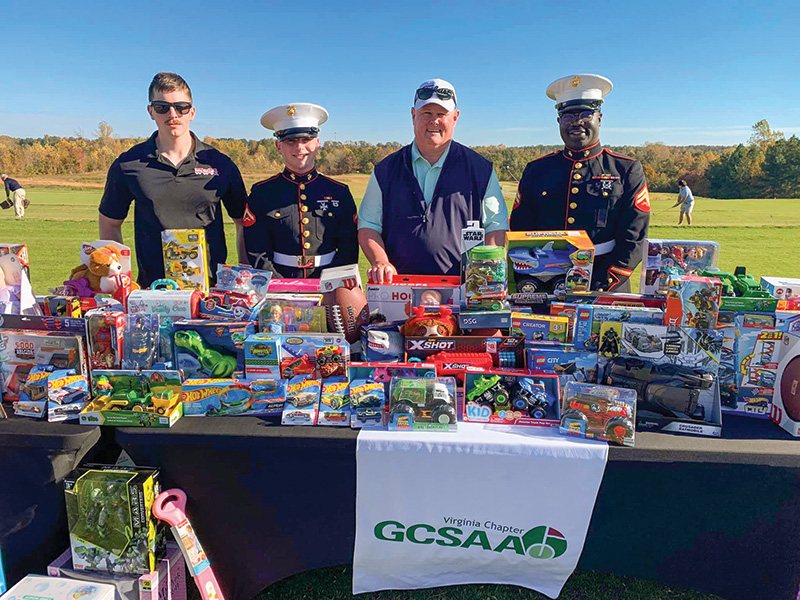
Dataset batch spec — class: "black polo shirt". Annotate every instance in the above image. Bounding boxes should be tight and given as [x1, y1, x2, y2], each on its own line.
[99, 132, 247, 288]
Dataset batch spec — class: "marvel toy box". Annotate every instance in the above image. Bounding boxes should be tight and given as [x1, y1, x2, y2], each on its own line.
[161, 229, 209, 292]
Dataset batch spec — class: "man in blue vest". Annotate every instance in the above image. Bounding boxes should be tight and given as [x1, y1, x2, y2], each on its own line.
[358, 79, 508, 282]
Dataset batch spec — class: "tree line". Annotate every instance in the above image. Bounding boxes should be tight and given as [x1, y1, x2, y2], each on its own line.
[1, 120, 797, 198]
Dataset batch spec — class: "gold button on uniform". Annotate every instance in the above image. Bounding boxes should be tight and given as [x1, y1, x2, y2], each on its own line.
[602, 191, 609, 197]
[570, 202, 577, 209]
[302, 218, 309, 224]
[571, 187, 579, 194]
[304, 242, 311, 249]
[575, 162, 583, 169]
[299, 184, 305, 190]
[541, 191, 547, 196]
[303, 231, 310, 238]
[301, 205, 309, 212]
[568, 217, 575, 224]
[328, 212, 333, 217]
[573, 173, 582, 180]
[300, 194, 307, 200]
[274, 212, 281, 217]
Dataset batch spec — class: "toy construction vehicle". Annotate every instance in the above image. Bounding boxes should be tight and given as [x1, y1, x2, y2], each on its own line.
[698, 267, 778, 312]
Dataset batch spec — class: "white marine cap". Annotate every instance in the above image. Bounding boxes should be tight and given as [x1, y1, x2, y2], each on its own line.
[413, 78, 458, 112]
[546, 74, 613, 112]
[260, 103, 329, 140]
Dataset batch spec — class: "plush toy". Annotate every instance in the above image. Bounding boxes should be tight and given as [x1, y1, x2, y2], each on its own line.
[401, 306, 459, 337]
[69, 246, 129, 294]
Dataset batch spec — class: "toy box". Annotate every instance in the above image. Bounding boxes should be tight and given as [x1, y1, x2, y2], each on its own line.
[127, 289, 202, 319]
[458, 310, 512, 334]
[366, 275, 461, 322]
[14, 366, 88, 421]
[85, 308, 126, 369]
[247, 378, 288, 416]
[0, 244, 38, 316]
[42, 295, 83, 318]
[761, 276, 800, 300]
[0, 243, 30, 280]
[460, 220, 484, 290]
[664, 275, 722, 330]
[215, 264, 272, 296]
[319, 263, 363, 293]
[173, 320, 255, 379]
[506, 230, 595, 296]
[526, 345, 599, 388]
[64, 465, 165, 575]
[463, 245, 507, 310]
[698, 267, 778, 312]
[81, 370, 183, 427]
[511, 312, 569, 343]
[121, 314, 160, 371]
[244, 333, 281, 378]
[182, 379, 257, 416]
[259, 301, 327, 335]
[770, 332, 800, 436]
[350, 378, 386, 429]
[464, 370, 560, 425]
[388, 377, 458, 432]
[573, 304, 665, 350]
[161, 229, 209, 292]
[277, 333, 349, 380]
[198, 291, 264, 322]
[282, 376, 320, 425]
[641, 239, 720, 295]
[348, 362, 435, 387]
[405, 335, 526, 370]
[560, 382, 637, 446]
[48, 542, 187, 600]
[1, 576, 116, 600]
[318, 376, 351, 426]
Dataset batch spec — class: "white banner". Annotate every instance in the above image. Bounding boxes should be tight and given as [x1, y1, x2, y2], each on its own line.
[353, 422, 608, 598]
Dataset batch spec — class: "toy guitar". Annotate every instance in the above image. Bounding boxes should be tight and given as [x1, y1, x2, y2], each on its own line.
[153, 488, 224, 600]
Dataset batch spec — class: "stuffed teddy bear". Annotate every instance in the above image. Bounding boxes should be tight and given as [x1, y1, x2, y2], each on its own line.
[70, 245, 126, 294]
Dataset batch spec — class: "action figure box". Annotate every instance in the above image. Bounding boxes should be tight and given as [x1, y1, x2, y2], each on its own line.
[14, 366, 88, 422]
[85, 308, 126, 370]
[601, 322, 723, 436]
[120, 314, 161, 371]
[463, 245, 507, 311]
[282, 376, 320, 425]
[127, 289, 202, 319]
[640, 239, 720, 296]
[350, 378, 386, 429]
[388, 377, 458, 432]
[318, 376, 351, 426]
[64, 465, 165, 575]
[511, 312, 569, 343]
[277, 333, 349, 380]
[172, 319, 255, 379]
[560, 382, 637, 447]
[506, 230, 595, 297]
[161, 229, 209, 292]
[463, 370, 560, 426]
[526, 345, 599, 388]
[1, 577, 116, 600]
[366, 275, 461, 323]
[244, 333, 281, 378]
[573, 304, 665, 350]
[664, 275, 722, 330]
[80, 370, 183, 427]
[48, 542, 187, 600]
[770, 332, 800, 436]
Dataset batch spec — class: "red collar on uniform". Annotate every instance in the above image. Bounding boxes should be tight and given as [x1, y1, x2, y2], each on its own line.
[282, 167, 318, 184]
[562, 142, 603, 162]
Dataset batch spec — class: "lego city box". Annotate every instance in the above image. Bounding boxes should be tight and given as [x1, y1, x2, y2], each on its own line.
[506, 230, 595, 297]
[640, 239, 720, 296]
[366, 274, 462, 322]
[64, 465, 165, 575]
[463, 370, 561, 426]
[80, 370, 183, 427]
[388, 377, 458, 432]
[161, 229, 209, 292]
[526, 344, 599, 388]
[560, 381, 637, 447]
[172, 319, 255, 379]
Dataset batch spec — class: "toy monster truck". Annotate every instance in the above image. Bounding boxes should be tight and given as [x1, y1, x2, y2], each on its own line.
[390, 379, 456, 424]
[561, 393, 634, 444]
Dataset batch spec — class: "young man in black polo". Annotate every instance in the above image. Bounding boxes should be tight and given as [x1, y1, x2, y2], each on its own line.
[98, 72, 247, 288]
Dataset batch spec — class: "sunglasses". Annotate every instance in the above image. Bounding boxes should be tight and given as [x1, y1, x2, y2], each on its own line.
[150, 101, 193, 115]
[559, 110, 598, 124]
[415, 86, 456, 103]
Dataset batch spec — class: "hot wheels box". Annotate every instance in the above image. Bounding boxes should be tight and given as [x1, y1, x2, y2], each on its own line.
[181, 378, 264, 416]
[282, 376, 320, 425]
[464, 370, 560, 426]
[80, 370, 183, 427]
[641, 239, 720, 295]
[173, 320, 255, 379]
[388, 377, 457, 432]
[64, 465, 165, 575]
[560, 382, 636, 446]
[350, 378, 386, 429]
[511, 313, 569, 343]
[277, 333, 349, 380]
[506, 230, 594, 296]
[127, 289, 202, 319]
[366, 275, 461, 322]
[15, 366, 88, 421]
[318, 376, 351, 426]
[161, 229, 209, 292]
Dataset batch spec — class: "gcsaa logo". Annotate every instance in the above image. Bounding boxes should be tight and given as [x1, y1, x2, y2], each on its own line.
[373, 521, 567, 559]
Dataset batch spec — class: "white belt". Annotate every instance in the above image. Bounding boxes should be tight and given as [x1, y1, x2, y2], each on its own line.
[593, 240, 616, 256]
[273, 250, 336, 269]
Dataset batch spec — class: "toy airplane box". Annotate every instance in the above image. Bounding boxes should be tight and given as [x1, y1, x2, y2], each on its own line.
[161, 229, 209, 292]
[366, 275, 462, 322]
[0, 576, 116, 600]
[640, 239, 720, 296]
[506, 230, 594, 297]
[80, 370, 183, 427]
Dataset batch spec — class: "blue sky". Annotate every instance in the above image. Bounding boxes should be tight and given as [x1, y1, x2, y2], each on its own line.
[3, 0, 798, 147]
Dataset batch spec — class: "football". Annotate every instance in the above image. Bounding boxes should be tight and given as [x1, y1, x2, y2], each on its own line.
[323, 285, 369, 344]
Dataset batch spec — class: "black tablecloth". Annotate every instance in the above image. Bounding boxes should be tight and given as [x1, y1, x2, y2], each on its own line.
[1, 417, 102, 586]
[116, 415, 800, 600]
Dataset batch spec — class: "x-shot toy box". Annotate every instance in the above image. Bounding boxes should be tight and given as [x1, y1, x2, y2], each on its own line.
[366, 275, 462, 322]
[464, 370, 560, 426]
[641, 239, 720, 296]
[173, 320, 254, 379]
[560, 382, 637, 446]
[511, 312, 569, 343]
[506, 230, 595, 296]
[14, 366, 88, 421]
[161, 229, 209, 292]
[664, 275, 722, 330]
[318, 376, 351, 426]
[350, 378, 386, 429]
[64, 465, 165, 575]
[388, 377, 458, 432]
[282, 376, 321, 425]
[405, 335, 526, 370]
[244, 333, 280, 378]
[81, 370, 183, 427]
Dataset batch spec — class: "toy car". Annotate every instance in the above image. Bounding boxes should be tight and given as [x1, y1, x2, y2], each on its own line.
[290, 392, 317, 409]
[164, 241, 199, 260]
[357, 409, 383, 423]
[280, 355, 314, 378]
[323, 412, 349, 422]
[466, 375, 512, 410]
[509, 242, 578, 294]
[316, 346, 345, 377]
[286, 410, 311, 422]
[354, 393, 382, 408]
[623, 327, 663, 354]
[250, 343, 274, 358]
[561, 393, 634, 444]
[511, 378, 549, 419]
[390, 379, 457, 425]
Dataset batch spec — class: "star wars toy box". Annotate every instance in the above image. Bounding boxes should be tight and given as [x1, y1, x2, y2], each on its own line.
[127, 289, 202, 319]
[366, 275, 461, 323]
[64, 465, 165, 575]
[601, 322, 723, 437]
[282, 376, 321, 425]
[1, 577, 116, 600]
[526, 345, 599, 388]
[511, 312, 569, 344]
[769, 332, 800, 436]
[560, 382, 637, 447]
[460, 220, 484, 289]
[277, 333, 349, 380]
[161, 229, 209, 292]
[172, 320, 254, 379]
[318, 376, 351, 426]
[640, 239, 720, 295]
[464, 370, 560, 426]
[48, 542, 187, 600]
[244, 333, 281, 378]
[506, 230, 595, 298]
[14, 365, 88, 422]
[80, 370, 183, 427]
[663, 275, 722, 331]
[388, 377, 458, 432]
[0, 329, 86, 403]
[85, 308, 126, 370]
[572, 304, 665, 351]
[350, 378, 386, 429]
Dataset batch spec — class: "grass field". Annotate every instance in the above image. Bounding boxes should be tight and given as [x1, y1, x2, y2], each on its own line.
[2, 175, 794, 599]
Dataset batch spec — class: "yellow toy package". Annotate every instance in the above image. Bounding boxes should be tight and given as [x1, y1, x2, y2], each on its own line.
[161, 229, 209, 292]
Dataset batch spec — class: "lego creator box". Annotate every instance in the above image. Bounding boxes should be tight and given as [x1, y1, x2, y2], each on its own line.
[560, 382, 637, 446]
[389, 377, 458, 432]
[161, 229, 209, 292]
[573, 304, 665, 350]
[1, 576, 115, 600]
[641, 239, 720, 295]
[506, 230, 594, 296]
[511, 313, 569, 343]
[366, 275, 461, 322]
[464, 370, 560, 426]
[173, 320, 254, 379]
[244, 333, 280, 378]
[64, 465, 165, 575]
[81, 370, 183, 427]
[664, 275, 722, 330]
[526, 345, 599, 388]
